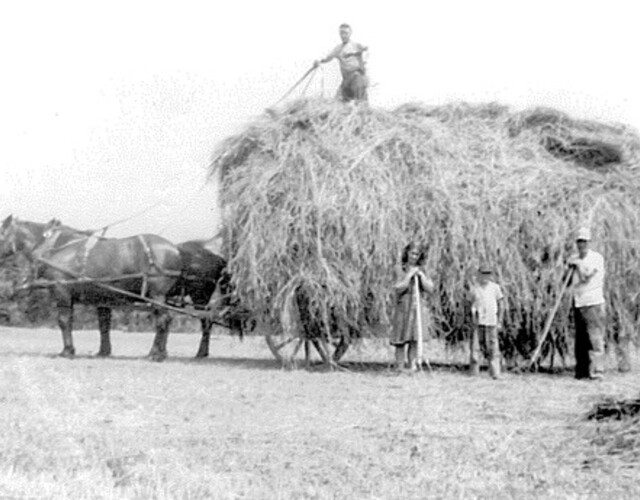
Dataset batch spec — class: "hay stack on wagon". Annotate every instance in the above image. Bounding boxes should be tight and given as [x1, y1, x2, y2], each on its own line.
[210, 98, 640, 364]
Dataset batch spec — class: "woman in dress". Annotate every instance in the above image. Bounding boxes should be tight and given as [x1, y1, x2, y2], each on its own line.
[390, 242, 434, 371]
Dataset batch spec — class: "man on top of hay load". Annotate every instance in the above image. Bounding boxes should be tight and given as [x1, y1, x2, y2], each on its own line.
[314, 23, 368, 103]
[568, 227, 606, 380]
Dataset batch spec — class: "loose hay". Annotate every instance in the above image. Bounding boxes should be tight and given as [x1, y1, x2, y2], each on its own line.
[587, 395, 640, 421]
[210, 98, 640, 362]
[585, 395, 640, 467]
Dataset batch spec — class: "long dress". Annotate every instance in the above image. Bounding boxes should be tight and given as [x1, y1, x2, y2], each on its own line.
[390, 268, 431, 346]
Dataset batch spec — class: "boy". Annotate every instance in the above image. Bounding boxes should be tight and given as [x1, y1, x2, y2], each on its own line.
[469, 264, 504, 379]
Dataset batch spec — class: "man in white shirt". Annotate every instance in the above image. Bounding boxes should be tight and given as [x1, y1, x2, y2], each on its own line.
[314, 24, 368, 102]
[568, 227, 605, 380]
[469, 264, 504, 379]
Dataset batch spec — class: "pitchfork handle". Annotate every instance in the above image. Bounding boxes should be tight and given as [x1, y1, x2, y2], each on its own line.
[528, 268, 574, 369]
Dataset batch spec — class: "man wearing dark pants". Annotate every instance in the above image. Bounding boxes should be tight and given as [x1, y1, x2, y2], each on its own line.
[568, 227, 606, 380]
[314, 24, 369, 102]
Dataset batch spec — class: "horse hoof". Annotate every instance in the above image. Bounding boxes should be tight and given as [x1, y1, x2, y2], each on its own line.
[195, 351, 209, 359]
[148, 353, 166, 362]
[59, 349, 75, 359]
[96, 351, 111, 358]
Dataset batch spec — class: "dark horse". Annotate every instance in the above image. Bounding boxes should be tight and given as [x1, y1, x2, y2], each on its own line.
[0, 216, 238, 359]
[166, 240, 230, 357]
[0, 215, 182, 361]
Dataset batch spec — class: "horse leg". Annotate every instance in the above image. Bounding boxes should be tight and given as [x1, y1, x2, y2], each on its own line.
[195, 317, 213, 358]
[97, 306, 112, 357]
[148, 308, 172, 362]
[57, 305, 75, 358]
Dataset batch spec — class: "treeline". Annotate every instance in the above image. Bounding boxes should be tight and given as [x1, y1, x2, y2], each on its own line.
[0, 291, 202, 333]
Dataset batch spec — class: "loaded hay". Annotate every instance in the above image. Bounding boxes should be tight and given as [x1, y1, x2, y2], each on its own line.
[210, 98, 640, 366]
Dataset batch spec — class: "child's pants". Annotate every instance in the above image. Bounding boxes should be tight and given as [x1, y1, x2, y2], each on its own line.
[470, 325, 501, 377]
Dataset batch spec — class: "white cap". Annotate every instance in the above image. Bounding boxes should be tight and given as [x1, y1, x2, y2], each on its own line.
[576, 227, 591, 241]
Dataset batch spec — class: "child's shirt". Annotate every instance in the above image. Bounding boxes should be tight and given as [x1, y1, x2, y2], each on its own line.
[471, 281, 504, 326]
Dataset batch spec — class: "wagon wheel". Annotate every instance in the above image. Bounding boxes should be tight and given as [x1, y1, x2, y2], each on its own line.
[265, 331, 350, 367]
[264, 330, 306, 367]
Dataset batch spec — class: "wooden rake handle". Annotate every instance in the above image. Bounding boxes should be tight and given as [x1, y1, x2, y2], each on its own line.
[414, 275, 424, 366]
[528, 268, 574, 370]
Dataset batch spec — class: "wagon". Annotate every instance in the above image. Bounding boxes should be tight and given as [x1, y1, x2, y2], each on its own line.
[264, 326, 352, 367]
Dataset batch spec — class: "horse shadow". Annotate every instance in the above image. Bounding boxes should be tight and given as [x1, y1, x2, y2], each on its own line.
[0, 350, 280, 371]
[0, 350, 569, 376]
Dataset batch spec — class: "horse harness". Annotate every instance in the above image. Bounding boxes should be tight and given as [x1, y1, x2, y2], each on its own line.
[36, 230, 181, 299]
[135, 235, 182, 297]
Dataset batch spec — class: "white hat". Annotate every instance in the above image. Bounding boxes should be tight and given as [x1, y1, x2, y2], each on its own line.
[576, 227, 591, 241]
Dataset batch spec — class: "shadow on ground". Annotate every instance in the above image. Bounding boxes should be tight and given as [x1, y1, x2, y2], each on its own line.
[0, 350, 579, 377]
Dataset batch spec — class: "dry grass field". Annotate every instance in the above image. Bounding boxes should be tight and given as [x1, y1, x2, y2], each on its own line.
[0, 326, 638, 499]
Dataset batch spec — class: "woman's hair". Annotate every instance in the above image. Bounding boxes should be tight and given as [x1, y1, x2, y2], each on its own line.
[401, 242, 427, 267]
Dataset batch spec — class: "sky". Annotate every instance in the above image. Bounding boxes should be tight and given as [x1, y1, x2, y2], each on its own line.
[1, 0, 638, 246]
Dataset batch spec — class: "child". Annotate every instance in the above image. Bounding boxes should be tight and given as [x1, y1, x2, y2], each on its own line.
[469, 264, 504, 379]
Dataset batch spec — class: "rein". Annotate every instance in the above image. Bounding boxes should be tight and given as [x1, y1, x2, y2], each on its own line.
[93, 200, 165, 236]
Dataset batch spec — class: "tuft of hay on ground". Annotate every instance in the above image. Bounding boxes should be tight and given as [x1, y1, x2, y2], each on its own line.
[209, 98, 640, 363]
[585, 395, 640, 467]
[587, 395, 640, 421]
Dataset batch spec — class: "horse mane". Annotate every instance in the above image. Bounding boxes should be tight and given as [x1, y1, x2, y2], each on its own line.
[58, 225, 94, 237]
[44, 220, 97, 240]
[20, 219, 49, 234]
[179, 239, 208, 247]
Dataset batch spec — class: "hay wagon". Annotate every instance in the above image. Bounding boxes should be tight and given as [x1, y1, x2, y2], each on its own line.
[262, 320, 354, 367]
[209, 98, 640, 371]
[24, 251, 351, 365]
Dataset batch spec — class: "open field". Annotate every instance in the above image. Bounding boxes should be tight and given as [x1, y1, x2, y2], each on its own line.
[0, 326, 638, 499]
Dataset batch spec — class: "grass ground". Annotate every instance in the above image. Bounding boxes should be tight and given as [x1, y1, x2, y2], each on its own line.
[0, 326, 637, 499]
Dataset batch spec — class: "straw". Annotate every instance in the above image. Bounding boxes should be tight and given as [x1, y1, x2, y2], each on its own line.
[210, 98, 640, 362]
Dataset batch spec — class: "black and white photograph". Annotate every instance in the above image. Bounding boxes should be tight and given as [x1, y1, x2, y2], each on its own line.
[1, 1, 639, 498]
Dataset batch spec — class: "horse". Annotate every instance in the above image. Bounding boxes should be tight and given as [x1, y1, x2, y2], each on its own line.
[0, 216, 244, 359]
[166, 240, 230, 357]
[0, 215, 182, 361]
